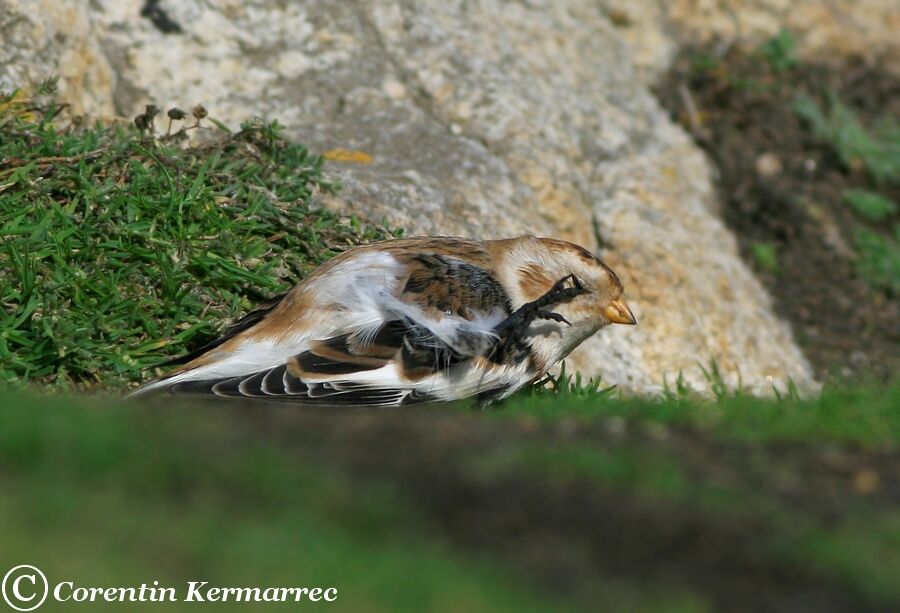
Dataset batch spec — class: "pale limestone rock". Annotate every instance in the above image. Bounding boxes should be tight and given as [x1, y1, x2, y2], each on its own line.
[0, 0, 820, 393]
[0, 0, 116, 116]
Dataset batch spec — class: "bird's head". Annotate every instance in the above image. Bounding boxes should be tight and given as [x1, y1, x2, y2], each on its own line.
[492, 236, 636, 363]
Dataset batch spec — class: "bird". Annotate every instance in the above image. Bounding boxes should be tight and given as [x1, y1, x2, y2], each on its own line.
[129, 235, 636, 405]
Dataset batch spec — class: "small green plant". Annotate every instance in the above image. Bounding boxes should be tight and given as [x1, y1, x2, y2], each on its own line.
[530, 361, 616, 399]
[751, 242, 781, 274]
[760, 29, 798, 72]
[792, 94, 900, 184]
[661, 362, 746, 404]
[842, 189, 898, 222]
[662, 371, 692, 402]
[700, 359, 745, 403]
[689, 52, 722, 75]
[854, 227, 900, 295]
[772, 378, 801, 402]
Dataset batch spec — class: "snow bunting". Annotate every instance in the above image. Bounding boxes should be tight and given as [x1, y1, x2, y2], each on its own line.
[130, 236, 636, 405]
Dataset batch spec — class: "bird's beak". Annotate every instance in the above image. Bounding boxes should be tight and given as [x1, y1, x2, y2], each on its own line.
[603, 299, 637, 325]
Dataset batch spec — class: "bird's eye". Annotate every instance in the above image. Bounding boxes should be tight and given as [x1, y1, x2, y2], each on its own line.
[572, 275, 585, 290]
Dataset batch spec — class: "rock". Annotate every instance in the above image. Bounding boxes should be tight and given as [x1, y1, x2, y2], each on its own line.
[755, 153, 783, 178]
[0, 0, 116, 116]
[0, 0, 818, 393]
[597, 0, 900, 81]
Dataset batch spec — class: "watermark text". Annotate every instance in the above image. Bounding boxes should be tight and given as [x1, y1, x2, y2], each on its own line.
[2, 565, 336, 610]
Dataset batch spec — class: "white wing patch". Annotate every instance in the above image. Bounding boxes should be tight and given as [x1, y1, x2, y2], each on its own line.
[314, 251, 505, 356]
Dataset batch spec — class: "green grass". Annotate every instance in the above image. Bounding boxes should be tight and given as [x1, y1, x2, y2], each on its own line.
[842, 189, 899, 222]
[760, 29, 798, 73]
[792, 93, 900, 185]
[0, 85, 399, 391]
[3, 384, 900, 610]
[854, 226, 900, 295]
[508, 377, 900, 449]
[750, 241, 780, 274]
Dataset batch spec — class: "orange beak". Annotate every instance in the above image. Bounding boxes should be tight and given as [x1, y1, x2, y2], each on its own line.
[603, 299, 637, 325]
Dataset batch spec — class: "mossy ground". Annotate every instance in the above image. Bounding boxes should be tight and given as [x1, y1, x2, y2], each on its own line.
[1, 74, 899, 612]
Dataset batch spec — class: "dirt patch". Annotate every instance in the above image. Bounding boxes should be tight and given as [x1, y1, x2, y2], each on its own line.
[655, 50, 900, 380]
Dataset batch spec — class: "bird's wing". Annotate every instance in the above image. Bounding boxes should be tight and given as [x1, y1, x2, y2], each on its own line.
[159, 292, 288, 367]
[130, 248, 529, 405]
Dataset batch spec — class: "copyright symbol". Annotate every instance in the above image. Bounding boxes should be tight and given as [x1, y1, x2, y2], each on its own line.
[2, 565, 48, 612]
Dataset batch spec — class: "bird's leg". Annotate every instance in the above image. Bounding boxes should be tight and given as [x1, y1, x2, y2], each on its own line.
[496, 274, 587, 332]
[489, 275, 588, 362]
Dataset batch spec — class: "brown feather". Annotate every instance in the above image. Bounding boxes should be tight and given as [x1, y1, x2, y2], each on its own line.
[517, 262, 554, 301]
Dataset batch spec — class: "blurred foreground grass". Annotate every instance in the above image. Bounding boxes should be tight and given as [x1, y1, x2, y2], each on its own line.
[2, 384, 900, 612]
[0, 392, 561, 613]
